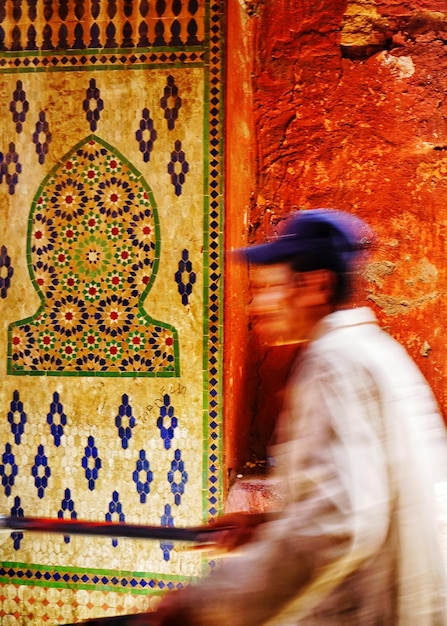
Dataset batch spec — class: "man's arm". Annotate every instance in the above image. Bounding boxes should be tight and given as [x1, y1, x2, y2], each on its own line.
[154, 360, 392, 626]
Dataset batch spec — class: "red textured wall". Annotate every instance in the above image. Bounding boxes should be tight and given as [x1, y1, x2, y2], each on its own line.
[225, 0, 447, 476]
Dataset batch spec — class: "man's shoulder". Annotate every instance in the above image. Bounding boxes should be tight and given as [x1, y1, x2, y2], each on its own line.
[303, 308, 415, 381]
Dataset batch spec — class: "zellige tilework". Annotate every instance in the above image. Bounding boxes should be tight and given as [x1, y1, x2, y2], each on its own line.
[0, 1, 224, 623]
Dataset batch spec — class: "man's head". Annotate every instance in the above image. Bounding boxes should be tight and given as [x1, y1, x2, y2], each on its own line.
[237, 209, 373, 345]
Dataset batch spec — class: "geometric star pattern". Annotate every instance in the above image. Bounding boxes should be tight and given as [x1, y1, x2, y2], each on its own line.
[8, 136, 179, 376]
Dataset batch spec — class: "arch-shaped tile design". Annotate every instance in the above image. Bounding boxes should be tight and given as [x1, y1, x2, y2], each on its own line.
[8, 135, 179, 376]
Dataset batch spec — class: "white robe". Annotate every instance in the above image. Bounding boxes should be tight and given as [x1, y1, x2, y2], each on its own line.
[169, 307, 447, 625]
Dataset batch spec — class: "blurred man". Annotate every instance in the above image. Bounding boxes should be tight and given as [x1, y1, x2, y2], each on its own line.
[155, 209, 447, 625]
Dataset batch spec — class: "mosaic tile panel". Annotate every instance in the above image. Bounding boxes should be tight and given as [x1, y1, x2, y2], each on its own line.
[9, 135, 179, 375]
[0, 1, 224, 623]
[0, 0, 205, 51]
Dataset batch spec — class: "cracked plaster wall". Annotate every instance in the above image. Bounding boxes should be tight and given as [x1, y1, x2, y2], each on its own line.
[226, 0, 447, 470]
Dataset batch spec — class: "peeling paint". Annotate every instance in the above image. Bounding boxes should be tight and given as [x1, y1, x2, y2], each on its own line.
[340, 0, 386, 47]
[378, 52, 415, 80]
[421, 341, 432, 357]
[367, 292, 439, 316]
[414, 258, 438, 284]
[363, 260, 396, 288]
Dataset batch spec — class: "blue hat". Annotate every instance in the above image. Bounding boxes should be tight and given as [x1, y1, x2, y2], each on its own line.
[237, 209, 374, 273]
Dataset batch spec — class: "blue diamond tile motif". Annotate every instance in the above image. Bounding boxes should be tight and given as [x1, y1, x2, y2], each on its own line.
[32, 111, 52, 165]
[31, 444, 51, 499]
[82, 435, 102, 491]
[160, 503, 174, 562]
[11, 496, 24, 551]
[0, 142, 22, 195]
[0, 443, 18, 496]
[46, 391, 67, 447]
[7, 390, 26, 445]
[115, 394, 135, 449]
[160, 503, 173, 526]
[160, 75, 182, 131]
[157, 394, 177, 450]
[132, 449, 153, 504]
[106, 490, 125, 547]
[167, 448, 188, 506]
[136, 108, 157, 163]
[83, 78, 104, 132]
[168, 140, 189, 196]
[0, 245, 14, 299]
[174, 248, 196, 306]
[160, 542, 173, 562]
[10, 80, 29, 133]
[58, 487, 77, 543]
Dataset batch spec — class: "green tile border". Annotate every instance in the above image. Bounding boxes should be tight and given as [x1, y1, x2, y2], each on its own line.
[0, 561, 196, 595]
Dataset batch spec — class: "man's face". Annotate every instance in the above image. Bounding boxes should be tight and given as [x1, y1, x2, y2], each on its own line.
[248, 263, 332, 346]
